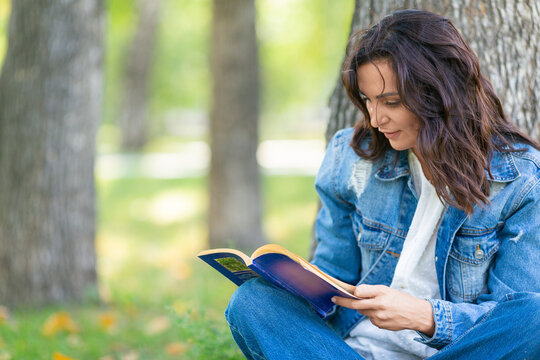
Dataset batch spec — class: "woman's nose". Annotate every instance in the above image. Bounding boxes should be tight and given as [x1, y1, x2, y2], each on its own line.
[369, 103, 388, 128]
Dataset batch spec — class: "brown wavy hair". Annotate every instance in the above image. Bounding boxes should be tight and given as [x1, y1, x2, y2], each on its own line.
[342, 9, 540, 214]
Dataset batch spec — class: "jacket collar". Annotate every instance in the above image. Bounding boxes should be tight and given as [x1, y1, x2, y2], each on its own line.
[374, 149, 520, 182]
[487, 150, 520, 182]
[374, 150, 410, 180]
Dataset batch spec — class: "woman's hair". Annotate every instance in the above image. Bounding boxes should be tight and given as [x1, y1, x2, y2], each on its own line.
[342, 9, 540, 214]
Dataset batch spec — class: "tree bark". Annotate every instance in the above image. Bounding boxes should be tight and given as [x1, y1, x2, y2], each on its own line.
[0, 0, 103, 307]
[209, 0, 265, 250]
[120, 0, 161, 151]
[312, 0, 539, 258]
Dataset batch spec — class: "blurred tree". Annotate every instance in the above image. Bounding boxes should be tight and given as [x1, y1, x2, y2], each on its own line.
[0, 0, 103, 306]
[120, 0, 161, 150]
[311, 0, 539, 256]
[209, 0, 265, 249]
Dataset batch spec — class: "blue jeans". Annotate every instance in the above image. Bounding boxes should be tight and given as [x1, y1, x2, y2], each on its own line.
[225, 278, 540, 360]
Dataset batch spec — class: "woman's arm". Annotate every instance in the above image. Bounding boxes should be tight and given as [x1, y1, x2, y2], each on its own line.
[337, 179, 539, 349]
[310, 129, 363, 285]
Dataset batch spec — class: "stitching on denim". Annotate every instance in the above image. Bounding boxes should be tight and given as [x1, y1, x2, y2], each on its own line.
[446, 285, 481, 301]
[448, 242, 499, 265]
[508, 177, 539, 216]
[456, 222, 504, 235]
[229, 323, 267, 360]
[436, 304, 496, 354]
[512, 151, 540, 169]
[361, 216, 407, 238]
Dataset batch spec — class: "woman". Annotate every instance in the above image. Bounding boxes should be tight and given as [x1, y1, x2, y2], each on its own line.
[225, 9, 540, 360]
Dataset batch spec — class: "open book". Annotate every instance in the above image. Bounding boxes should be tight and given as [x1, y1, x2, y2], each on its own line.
[197, 244, 359, 317]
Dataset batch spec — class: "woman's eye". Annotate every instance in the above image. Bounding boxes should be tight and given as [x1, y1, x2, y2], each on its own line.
[385, 100, 401, 106]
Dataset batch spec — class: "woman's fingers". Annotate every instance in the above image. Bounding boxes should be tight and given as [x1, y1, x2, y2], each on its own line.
[353, 284, 385, 298]
[331, 296, 378, 310]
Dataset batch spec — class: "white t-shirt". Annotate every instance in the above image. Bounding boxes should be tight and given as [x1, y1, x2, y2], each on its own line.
[345, 151, 444, 359]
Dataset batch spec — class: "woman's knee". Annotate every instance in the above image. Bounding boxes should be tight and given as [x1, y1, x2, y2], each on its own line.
[225, 277, 281, 328]
[510, 292, 540, 330]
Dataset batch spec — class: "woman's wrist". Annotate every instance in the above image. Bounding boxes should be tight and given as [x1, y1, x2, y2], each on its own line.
[414, 299, 435, 336]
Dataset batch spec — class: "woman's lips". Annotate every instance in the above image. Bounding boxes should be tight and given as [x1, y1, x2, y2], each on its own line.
[382, 130, 400, 139]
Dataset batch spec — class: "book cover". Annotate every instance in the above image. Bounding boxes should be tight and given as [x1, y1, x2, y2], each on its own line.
[198, 245, 358, 317]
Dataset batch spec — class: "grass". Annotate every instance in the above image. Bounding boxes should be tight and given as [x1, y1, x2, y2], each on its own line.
[0, 175, 318, 359]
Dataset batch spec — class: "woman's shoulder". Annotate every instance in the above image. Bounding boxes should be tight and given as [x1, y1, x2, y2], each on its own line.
[510, 144, 540, 173]
[330, 127, 372, 151]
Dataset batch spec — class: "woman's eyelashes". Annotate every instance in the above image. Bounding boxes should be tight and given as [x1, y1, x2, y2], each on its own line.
[360, 96, 401, 107]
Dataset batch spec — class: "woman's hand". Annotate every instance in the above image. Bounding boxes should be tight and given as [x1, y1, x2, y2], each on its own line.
[331, 284, 435, 336]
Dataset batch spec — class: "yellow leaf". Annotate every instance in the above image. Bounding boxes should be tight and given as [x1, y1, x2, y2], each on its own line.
[145, 316, 170, 335]
[98, 312, 117, 332]
[165, 342, 187, 356]
[42, 312, 80, 337]
[52, 352, 78, 360]
[171, 300, 188, 315]
[0, 306, 9, 324]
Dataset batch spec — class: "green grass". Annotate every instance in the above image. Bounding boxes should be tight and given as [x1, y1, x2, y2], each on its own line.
[0, 175, 318, 359]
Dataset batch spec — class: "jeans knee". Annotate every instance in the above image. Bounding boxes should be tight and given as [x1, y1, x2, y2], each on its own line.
[225, 278, 275, 328]
[506, 292, 540, 331]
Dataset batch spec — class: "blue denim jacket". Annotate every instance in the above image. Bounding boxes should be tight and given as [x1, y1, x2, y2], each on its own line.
[311, 128, 540, 349]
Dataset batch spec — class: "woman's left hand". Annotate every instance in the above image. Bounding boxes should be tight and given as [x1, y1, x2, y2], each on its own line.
[331, 284, 435, 336]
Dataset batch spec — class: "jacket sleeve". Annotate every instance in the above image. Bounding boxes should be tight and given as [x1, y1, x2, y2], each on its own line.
[311, 130, 362, 286]
[416, 177, 540, 349]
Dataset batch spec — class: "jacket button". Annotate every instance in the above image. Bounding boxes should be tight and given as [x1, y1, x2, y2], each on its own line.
[474, 248, 485, 259]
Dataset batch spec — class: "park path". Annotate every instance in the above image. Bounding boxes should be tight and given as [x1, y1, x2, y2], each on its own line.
[96, 139, 326, 179]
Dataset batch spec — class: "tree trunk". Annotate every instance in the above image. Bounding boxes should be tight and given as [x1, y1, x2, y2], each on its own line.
[0, 0, 103, 307]
[209, 0, 265, 250]
[120, 0, 161, 151]
[312, 0, 539, 257]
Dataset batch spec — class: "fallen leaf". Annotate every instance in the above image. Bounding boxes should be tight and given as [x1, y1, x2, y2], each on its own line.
[42, 312, 80, 337]
[165, 342, 187, 356]
[145, 316, 170, 335]
[98, 312, 117, 332]
[0, 307, 9, 324]
[52, 352, 78, 360]
[171, 300, 188, 315]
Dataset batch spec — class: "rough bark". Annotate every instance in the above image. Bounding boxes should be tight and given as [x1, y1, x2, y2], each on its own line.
[209, 0, 265, 250]
[312, 0, 539, 258]
[120, 0, 161, 150]
[0, 0, 103, 307]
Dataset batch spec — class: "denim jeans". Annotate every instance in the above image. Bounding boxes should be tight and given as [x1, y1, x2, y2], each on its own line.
[225, 278, 540, 360]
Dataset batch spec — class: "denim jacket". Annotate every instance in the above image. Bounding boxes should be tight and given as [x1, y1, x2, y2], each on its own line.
[311, 128, 540, 349]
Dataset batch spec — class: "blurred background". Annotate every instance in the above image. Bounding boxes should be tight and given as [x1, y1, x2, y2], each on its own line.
[0, 0, 353, 359]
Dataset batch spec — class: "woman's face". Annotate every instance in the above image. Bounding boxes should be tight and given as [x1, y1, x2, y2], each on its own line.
[356, 59, 421, 152]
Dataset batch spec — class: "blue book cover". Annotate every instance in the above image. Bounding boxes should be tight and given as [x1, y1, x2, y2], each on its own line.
[197, 244, 359, 317]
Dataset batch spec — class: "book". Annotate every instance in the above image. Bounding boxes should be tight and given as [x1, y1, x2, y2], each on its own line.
[197, 243, 359, 317]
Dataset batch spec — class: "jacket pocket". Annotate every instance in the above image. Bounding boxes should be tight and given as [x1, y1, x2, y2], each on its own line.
[353, 215, 392, 275]
[447, 227, 500, 302]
